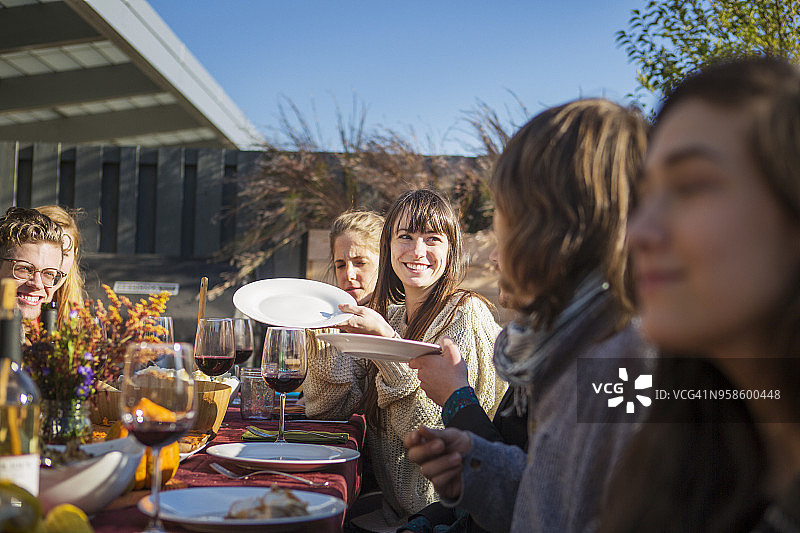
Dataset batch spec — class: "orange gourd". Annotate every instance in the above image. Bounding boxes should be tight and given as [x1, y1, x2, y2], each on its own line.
[105, 420, 181, 489]
[134, 443, 180, 489]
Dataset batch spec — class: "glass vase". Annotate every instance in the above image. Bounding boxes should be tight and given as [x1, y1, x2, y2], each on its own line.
[40, 399, 93, 445]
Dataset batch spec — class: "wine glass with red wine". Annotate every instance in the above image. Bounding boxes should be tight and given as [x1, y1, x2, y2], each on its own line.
[120, 342, 196, 533]
[232, 317, 254, 370]
[261, 327, 307, 443]
[193, 318, 235, 378]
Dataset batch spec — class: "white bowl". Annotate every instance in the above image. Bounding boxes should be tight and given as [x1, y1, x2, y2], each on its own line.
[39, 436, 145, 515]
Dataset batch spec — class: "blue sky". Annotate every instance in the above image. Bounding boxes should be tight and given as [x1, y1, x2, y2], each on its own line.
[148, 1, 650, 155]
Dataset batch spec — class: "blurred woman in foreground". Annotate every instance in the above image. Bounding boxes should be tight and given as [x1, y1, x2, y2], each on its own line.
[600, 56, 800, 532]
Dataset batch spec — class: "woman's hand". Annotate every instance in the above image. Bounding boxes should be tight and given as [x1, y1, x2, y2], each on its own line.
[337, 303, 396, 337]
[409, 337, 469, 406]
[404, 426, 471, 500]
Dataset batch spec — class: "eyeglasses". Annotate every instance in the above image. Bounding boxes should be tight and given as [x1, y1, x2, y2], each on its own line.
[1, 258, 65, 288]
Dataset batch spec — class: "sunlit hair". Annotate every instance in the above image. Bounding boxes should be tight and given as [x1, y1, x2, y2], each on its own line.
[328, 209, 384, 261]
[0, 206, 63, 257]
[35, 205, 86, 326]
[370, 188, 470, 341]
[491, 98, 647, 328]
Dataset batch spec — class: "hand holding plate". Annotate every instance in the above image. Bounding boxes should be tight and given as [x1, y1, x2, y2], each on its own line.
[336, 303, 396, 338]
[408, 337, 468, 406]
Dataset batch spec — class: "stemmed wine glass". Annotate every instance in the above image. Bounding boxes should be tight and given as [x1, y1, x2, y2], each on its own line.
[232, 317, 254, 372]
[120, 342, 196, 533]
[154, 316, 174, 343]
[261, 327, 307, 443]
[231, 317, 254, 405]
[193, 318, 235, 378]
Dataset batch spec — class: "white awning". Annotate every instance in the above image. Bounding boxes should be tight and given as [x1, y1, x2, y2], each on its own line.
[0, 0, 264, 149]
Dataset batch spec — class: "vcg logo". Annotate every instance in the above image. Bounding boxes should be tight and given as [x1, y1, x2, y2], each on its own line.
[591, 367, 652, 413]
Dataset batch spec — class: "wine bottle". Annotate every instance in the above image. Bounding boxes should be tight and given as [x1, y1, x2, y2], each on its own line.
[0, 279, 41, 496]
[41, 301, 57, 334]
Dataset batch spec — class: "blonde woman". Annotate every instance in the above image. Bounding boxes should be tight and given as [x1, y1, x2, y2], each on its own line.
[330, 210, 384, 306]
[35, 205, 85, 326]
[305, 209, 384, 414]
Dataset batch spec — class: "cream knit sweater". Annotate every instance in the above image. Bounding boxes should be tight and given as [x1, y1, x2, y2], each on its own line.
[304, 293, 505, 524]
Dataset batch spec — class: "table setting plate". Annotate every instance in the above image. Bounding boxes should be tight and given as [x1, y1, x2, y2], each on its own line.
[206, 442, 360, 472]
[233, 278, 355, 328]
[138, 486, 345, 532]
[315, 332, 442, 362]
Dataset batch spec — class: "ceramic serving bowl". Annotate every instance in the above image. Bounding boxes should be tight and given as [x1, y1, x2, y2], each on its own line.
[39, 435, 145, 515]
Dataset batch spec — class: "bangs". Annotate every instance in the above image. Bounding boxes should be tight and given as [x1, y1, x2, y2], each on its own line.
[395, 197, 451, 236]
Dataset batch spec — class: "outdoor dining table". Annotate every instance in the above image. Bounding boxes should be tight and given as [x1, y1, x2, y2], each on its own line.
[90, 405, 367, 532]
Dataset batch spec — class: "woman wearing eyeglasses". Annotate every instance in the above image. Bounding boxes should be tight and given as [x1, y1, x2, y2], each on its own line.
[0, 207, 65, 321]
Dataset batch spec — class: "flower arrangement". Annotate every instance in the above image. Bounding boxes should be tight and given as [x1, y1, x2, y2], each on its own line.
[23, 284, 170, 402]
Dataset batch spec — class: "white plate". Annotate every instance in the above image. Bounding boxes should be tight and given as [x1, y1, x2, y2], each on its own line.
[138, 486, 345, 532]
[315, 332, 441, 362]
[206, 442, 360, 472]
[233, 278, 355, 328]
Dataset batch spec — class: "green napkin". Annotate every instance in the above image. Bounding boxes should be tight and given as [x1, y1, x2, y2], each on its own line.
[242, 426, 350, 444]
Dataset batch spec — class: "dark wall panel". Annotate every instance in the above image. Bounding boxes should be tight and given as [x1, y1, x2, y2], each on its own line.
[0, 142, 17, 211]
[136, 149, 158, 254]
[31, 143, 59, 208]
[116, 147, 139, 254]
[15, 145, 32, 207]
[155, 147, 184, 255]
[194, 149, 223, 258]
[73, 146, 102, 252]
[2, 146, 296, 277]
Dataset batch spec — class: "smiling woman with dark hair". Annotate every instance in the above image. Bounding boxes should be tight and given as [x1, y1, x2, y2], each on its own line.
[304, 188, 505, 530]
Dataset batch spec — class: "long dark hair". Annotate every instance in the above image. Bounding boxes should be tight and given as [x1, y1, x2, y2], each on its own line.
[358, 188, 487, 426]
[600, 56, 800, 533]
[370, 188, 469, 339]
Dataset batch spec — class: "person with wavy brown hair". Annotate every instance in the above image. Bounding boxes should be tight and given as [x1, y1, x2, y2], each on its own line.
[35, 205, 85, 326]
[305, 188, 505, 530]
[404, 99, 651, 533]
[599, 56, 800, 533]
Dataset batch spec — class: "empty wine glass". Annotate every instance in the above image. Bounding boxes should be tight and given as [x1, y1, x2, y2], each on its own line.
[155, 316, 174, 343]
[120, 342, 196, 533]
[261, 327, 307, 443]
[194, 318, 235, 378]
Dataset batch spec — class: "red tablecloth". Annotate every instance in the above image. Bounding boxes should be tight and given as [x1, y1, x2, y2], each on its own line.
[91, 407, 366, 532]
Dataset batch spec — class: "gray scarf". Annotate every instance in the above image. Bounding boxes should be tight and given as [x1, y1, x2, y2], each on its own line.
[493, 271, 612, 415]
